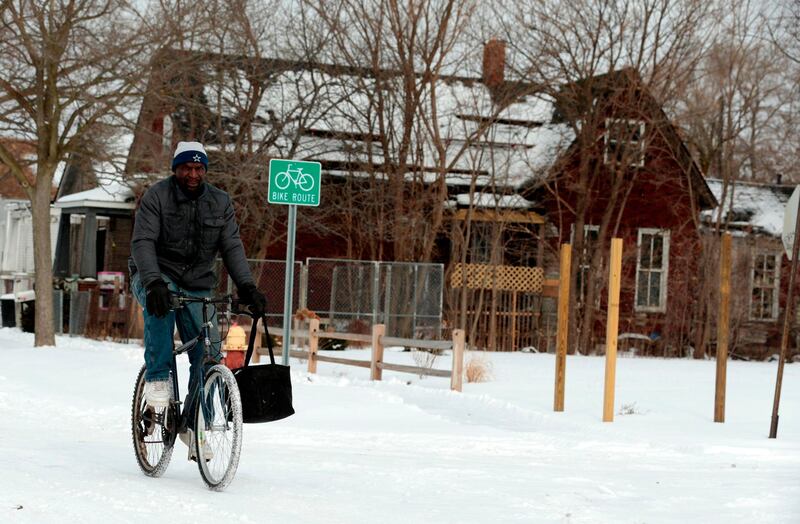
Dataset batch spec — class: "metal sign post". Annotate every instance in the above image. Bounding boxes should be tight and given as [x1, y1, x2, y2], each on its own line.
[770, 185, 800, 438]
[268, 159, 321, 366]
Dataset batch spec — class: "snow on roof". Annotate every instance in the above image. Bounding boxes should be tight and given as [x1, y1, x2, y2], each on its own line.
[199, 64, 571, 189]
[455, 193, 533, 209]
[701, 178, 792, 237]
[54, 180, 135, 210]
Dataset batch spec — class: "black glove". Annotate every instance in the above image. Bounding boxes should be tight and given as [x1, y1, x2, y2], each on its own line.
[145, 280, 171, 318]
[238, 283, 267, 318]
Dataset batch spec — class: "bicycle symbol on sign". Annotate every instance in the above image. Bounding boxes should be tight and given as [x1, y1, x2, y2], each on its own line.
[274, 164, 315, 192]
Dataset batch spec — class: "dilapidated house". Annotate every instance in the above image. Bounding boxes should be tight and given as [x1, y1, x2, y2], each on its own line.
[109, 41, 795, 357]
[700, 178, 796, 359]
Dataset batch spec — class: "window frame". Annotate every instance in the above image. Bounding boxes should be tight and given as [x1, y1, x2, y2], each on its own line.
[749, 251, 781, 322]
[604, 118, 646, 168]
[634, 228, 670, 313]
[469, 221, 495, 265]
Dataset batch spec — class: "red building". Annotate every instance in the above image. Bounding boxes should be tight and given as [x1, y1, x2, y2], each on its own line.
[115, 43, 765, 355]
[526, 69, 718, 354]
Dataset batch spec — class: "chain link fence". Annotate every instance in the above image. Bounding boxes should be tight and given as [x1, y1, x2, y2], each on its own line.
[216, 259, 303, 328]
[217, 258, 444, 339]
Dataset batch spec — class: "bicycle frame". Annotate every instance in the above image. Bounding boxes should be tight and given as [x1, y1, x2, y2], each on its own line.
[167, 295, 229, 433]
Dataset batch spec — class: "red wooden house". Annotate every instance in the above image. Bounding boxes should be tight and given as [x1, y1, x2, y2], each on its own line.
[113, 42, 747, 354]
[523, 68, 718, 354]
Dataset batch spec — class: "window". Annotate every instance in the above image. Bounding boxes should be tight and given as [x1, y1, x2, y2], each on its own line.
[605, 118, 645, 168]
[750, 252, 781, 321]
[635, 228, 670, 312]
[505, 229, 540, 267]
[469, 222, 494, 264]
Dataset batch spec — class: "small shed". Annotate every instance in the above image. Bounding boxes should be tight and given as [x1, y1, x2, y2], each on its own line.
[52, 181, 136, 278]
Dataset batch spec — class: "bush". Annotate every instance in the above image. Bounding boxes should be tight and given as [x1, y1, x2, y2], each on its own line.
[412, 348, 443, 377]
[464, 352, 493, 383]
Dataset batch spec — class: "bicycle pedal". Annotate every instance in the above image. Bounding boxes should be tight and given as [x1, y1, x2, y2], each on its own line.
[142, 407, 157, 436]
[187, 446, 213, 463]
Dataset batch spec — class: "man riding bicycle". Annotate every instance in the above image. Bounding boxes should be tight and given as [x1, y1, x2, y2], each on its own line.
[129, 141, 266, 459]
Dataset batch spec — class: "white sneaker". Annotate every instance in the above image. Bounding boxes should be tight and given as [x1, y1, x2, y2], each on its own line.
[144, 380, 170, 408]
[179, 429, 214, 462]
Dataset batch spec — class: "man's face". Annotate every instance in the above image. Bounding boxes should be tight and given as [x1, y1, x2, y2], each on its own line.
[175, 162, 205, 193]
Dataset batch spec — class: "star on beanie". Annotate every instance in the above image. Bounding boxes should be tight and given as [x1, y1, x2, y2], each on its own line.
[171, 141, 208, 172]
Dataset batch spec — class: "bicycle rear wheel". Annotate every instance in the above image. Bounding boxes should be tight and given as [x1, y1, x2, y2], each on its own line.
[195, 364, 243, 491]
[131, 365, 176, 477]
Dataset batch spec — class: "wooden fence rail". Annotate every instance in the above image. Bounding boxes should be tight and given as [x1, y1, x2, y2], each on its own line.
[248, 320, 465, 391]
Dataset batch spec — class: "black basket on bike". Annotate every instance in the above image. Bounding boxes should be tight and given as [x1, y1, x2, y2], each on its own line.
[233, 315, 295, 423]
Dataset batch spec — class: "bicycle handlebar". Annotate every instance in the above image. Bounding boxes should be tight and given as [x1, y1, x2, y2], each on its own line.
[169, 293, 232, 308]
[169, 292, 264, 318]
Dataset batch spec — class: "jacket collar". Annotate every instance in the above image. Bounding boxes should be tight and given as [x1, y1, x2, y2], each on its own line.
[169, 174, 207, 203]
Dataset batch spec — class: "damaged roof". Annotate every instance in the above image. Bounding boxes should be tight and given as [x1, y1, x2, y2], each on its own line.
[702, 178, 793, 237]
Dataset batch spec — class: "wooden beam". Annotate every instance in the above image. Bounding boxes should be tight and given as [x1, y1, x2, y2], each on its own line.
[452, 208, 545, 224]
[715, 233, 732, 423]
[315, 354, 371, 368]
[554, 243, 571, 412]
[451, 329, 465, 392]
[378, 362, 451, 378]
[380, 336, 452, 351]
[603, 238, 623, 422]
[307, 318, 319, 374]
[371, 324, 385, 380]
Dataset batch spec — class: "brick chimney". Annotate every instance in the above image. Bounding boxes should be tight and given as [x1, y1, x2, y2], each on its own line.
[482, 39, 506, 91]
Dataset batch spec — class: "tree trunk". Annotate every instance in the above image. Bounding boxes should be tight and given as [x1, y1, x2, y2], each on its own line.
[32, 180, 55, 346]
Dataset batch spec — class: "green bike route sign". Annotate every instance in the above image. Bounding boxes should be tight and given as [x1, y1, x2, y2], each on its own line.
[268, 159, 321, 206]
[267, 158, 322, 365]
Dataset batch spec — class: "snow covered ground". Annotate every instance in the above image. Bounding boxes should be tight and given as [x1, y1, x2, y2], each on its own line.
[0, 327, 798, 523]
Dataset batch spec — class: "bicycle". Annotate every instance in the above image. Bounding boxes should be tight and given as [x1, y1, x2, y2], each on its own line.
[130, 294, 246, 491]
[274, 163, 315, 191]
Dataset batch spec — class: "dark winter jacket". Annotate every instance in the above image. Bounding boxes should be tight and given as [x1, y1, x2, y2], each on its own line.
[129, 175, 255, 291]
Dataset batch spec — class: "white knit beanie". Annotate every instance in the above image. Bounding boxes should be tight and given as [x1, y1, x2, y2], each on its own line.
[172, 141, 208, 171]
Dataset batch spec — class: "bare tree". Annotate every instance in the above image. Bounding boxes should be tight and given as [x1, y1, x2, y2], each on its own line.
[303, 0, 484, 263]
[128, 0, 351, 266]
[675, 0, 795, 358]
[0, 0, 151, 346]
[496, 0, 715, 354]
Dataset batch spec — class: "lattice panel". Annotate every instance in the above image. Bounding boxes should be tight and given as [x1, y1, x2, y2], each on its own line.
[450, 263, 544, 292]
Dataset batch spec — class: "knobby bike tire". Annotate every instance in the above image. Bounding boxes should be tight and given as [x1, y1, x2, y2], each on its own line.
[131, 365, 176, 477]
[195, 365, 243, 491]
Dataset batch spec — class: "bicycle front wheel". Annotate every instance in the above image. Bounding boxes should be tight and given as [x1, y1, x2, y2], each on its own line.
[131, 365, 176, 477]
[195, 364, 243, 491]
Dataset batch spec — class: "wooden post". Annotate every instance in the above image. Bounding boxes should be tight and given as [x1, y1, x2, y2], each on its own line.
[451, 328, 465, 392]
[554, 243, 572, 411]
[510, 289, 518, 351]
[370, 323, 385, 381]
[292, 316, 300, 354]
[128, 301, 144, 340]
[307, 318, 320, 374]
[603, 238, 623, 422]
[770, 194, 800, 438]
[715, 233, 732, 423]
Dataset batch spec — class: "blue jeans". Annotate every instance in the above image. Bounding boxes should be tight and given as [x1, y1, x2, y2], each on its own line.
[131, 273, 222, 406]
